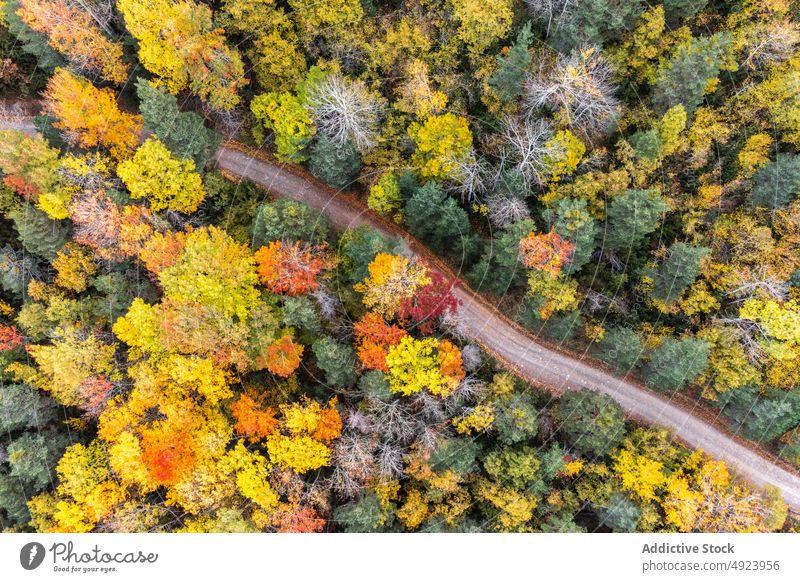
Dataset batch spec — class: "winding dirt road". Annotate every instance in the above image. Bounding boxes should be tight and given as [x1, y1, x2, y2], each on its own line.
[214, 145, 800, 512]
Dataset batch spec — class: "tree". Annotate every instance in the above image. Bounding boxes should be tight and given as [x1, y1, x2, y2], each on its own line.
[397, 271, 459, 335]
[354, 253, 430, 319]
[254, 241, 327, 296]
[117, 138, 205, 214]
[527, 0, 643, 52]
[498, 115, 555, 188]
[251, 198, 328, 247]
[542, 197, 597, 274]
[43, 69, 141, 159]
[265, 335, 304, 378]
[308, 133, 361, 189]
[525, 48, 620, 139]
[19, 328, 117, 409]
[158, 226, 261, 321]
[385, 336, 464, 397]
[217, 0, 306, 92]
[404, 182, 477, 259]
[251, 91, 315, 163]
[0, 383, 58, 434]
[52, 242, 96, 293]
[353, 312, 408, 372]
[489, 21, 533, 102]
[8, 205, 69, 260]
[307, 74, 382, 152]
[595, 492, 641, 532]
[368, 173, 403, 222]
[0, 129, 62, 213]
[596, 327, 644, 374]
[519, 229, 575, 277]
[751, 154, 800, 210]
[644, 338, 710, 392]
[336, 226, 400, 288]
[17, 0, 128, 83]
[649, 243, 709, 304]
[332, 494, 384, 532]
[468, 219, 535, 294]
[1, 0, 65, 72]
[135, 79, 220, 170]
[602, 189, 667, 251]
[653, 32, 733, 114]
[448, 0, 513, 54]
[408, 113, 474, 180]
[117, 0, 246, 110]
[718, 386, 800, 443]
[287, 0, 364, 39]
[553, 388, 625, 458]
[313, 337, 357, 387]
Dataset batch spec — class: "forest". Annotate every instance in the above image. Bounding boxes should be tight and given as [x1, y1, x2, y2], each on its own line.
[0, 0, 799, 532]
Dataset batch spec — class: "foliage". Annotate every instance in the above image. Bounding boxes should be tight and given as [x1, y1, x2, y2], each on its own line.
[17, 0, 128, 83]
[118, 138, 205, 214]
[251, 91, 315, 163]
[644, 338, 710, 392]
[43, 69, 141, 159]
[118, 0, 246, 110]
[553, 389, 625, 458]
[135, 79, 220, 170]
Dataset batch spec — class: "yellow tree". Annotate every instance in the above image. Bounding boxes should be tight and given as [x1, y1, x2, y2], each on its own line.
[17, 0, 129, 83]
[43, 69, 141, 159]
[118, 0, 247, 110]
[354, 253, 430, 319]
[117, 138, 205, 214]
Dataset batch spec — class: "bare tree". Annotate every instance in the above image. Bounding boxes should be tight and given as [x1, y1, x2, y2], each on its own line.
[498, 114, 556, 188]
[306, 74, 383, 152]
[445, 150, 490, 203]
[525, 48, 620, 139]
[486, 190, 531, 228]
[740, 20, 800, 70]
[524, 0, 575, 36]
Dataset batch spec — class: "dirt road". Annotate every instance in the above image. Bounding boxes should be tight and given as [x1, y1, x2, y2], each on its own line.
[214, 145, 800, 512]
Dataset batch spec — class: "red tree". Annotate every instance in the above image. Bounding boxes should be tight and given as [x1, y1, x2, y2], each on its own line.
[397, 270, 459, 334]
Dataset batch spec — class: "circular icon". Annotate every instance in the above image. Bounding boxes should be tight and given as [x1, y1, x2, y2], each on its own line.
[20, 542, 46, 570]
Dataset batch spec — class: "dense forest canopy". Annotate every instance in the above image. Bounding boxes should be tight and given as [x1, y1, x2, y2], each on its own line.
[0, 0, 799, 532]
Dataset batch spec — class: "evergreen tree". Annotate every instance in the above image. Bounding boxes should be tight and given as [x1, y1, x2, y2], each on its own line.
[489, 21, 533, 102]
[405, 181, 481, 262]
[9, 206, 69, 260]
[653, 32, 732, 114]
[644, 337, 709, 392]
[468, 219, 535, 295]
[332, 494, 385, 532]
[1, 0, 64, 71]
[603, 189, 667, 252]
[596, 491, 641, 532]
[596, 327, 644, 374]
[307, 134, 361, 190]
[649, 243, 709, 304]
[312, 336, 357, 387]
[135, 79, 221, 170]
[553, 388, 625, 458]
[751, 154, 800, 210]
[543, 197, 597, 274]
[336, 225, 400, 287]
[251, 198, 328, 247]
[718, 387, 800, 443]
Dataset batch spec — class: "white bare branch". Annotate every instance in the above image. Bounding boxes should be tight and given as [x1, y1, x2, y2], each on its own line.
[306, 74, 383, 152]
[525, 48, 620, 139]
